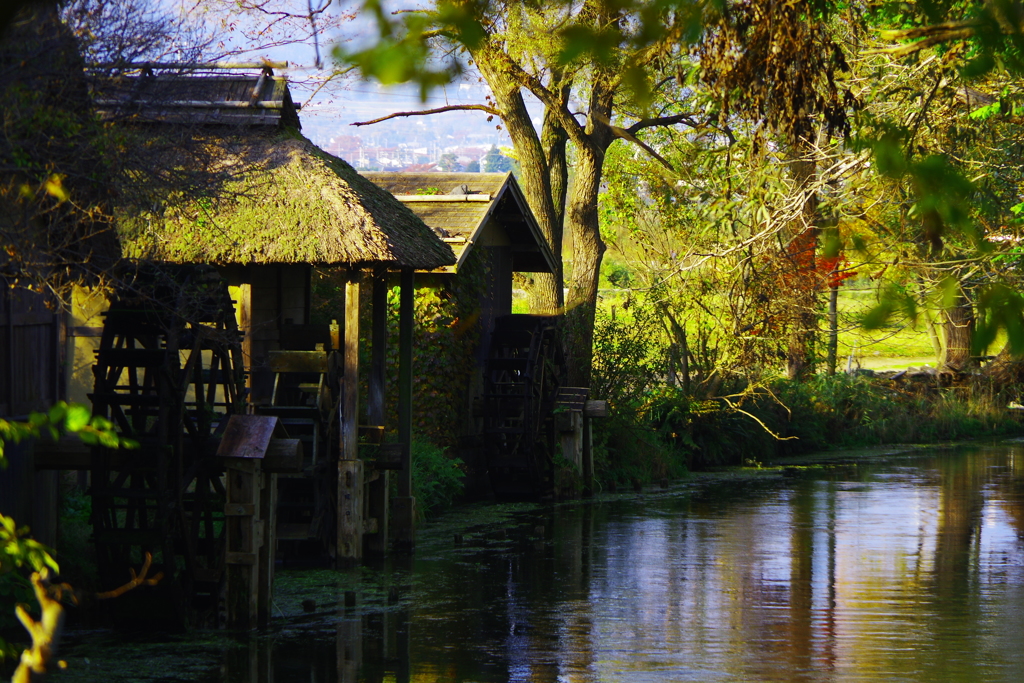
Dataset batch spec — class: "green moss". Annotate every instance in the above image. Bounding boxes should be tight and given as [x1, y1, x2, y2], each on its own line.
[115, 131, 454, 269]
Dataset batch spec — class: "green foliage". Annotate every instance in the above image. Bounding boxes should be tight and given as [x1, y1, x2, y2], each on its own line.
[590, 300, 666, 418]
[589, 297, 690, 484]
[481, 146, 512, 174]
[334, 0, 486, 101]
[1, 403, 132, 662]
[0, 401, 134, 462]
[411, 438, 466, 517]
[385, 249, 486, 449]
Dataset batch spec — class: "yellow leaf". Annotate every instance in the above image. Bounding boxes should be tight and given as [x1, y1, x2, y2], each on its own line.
[43, 175, 69, 202]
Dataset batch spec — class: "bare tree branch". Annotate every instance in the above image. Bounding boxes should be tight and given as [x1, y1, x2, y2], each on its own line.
[352, 103, 500, 126]
[592, 111, 674, 170]
[626, 112, 700, 135]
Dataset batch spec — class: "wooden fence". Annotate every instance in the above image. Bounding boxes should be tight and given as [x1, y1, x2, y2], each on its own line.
[0, 286, 64, 547]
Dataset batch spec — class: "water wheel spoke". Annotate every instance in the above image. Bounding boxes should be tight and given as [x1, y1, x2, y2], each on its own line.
[89, 270, 244, 627]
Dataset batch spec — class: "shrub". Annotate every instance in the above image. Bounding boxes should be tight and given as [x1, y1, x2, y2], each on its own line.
[411, 438, 466, 518]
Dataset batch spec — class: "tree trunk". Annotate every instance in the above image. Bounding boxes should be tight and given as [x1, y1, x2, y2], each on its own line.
[533, 85, 571, 315]
[942, 291, 974, 371]
[826, 281, 838, 375]
[785, 154, 819, 380]
[564, 143, 607, 387]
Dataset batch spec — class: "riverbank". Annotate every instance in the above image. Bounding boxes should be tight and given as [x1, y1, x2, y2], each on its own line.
[589, 371, 1024, 491]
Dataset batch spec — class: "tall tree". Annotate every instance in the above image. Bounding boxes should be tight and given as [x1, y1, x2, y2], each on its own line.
[698, 0, 855, 378]
[342, 0, 700, 385]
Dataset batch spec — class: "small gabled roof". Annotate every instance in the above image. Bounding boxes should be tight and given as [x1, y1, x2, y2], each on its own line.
[361, 172, 557, 274]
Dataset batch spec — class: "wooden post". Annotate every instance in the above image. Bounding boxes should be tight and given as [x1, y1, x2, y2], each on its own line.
[238, 276, 253, 401]
[583, 400, 607, 497]
[337, 603, 363, 683]
[224, 458, 263, 629]
[366, 268, 389, 555]
[369, 267, 387, 427]
[256, 469, 276, 628]
[338, 271, 363, 561]
[582, 417, 594, 497]
[337, 460, 364, 560]
[394, 267, 415, 550]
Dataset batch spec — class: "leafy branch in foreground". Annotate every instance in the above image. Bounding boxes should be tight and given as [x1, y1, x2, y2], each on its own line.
[1, 402, 136, 677]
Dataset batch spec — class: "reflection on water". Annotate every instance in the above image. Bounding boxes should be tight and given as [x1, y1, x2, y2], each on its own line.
[55, 443, 1024, 682]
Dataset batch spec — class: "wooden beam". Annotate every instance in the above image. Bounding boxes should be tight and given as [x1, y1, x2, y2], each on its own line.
[341, 274, 360, 461]
[369, 268, 387, 427]
[397, 268, 414, 497]
[338, 459, 364, 561]
[338, 271, 364, 562]
[583, 399, 609, 418]
[238, 278, 253, 401]
[366, 270, 385, 557]
[394, 194, 491, 202]
[394, 268, 416, 550]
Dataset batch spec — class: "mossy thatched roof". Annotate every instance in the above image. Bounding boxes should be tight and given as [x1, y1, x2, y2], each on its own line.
[116, 131, 456, 270]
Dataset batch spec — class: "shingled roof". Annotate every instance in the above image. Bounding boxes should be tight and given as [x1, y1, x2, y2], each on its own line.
[361, 172, 556, 274]
[88, 67, 301, 128]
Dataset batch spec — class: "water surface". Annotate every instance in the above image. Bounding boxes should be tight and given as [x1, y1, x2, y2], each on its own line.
[55, 442, 1024, 682]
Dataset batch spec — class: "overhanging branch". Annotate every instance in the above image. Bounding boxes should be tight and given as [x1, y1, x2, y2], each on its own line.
[592, 111, 674, 170]
[626, 112, 699, 134]
[352, 103, 500, 126]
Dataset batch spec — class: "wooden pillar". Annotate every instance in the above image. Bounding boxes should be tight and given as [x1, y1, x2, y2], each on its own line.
[224, 458, 264, 630]
[369, 267, 387, 427]
[582, 416, 594, 497]
[582, 400, 606, 497]
[338, 271, 363, 561]
[257, 470, 277, 628]
[238, 277, 254, 402]
[393, 267, 415, 550]
[366, 268, 389, 555]
[338, 460, 364, 560]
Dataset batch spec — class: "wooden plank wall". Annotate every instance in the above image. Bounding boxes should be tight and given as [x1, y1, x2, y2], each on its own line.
[223, 264, 311, 404]
[1, 287, 62, 416]
[0, 286, 64, 547]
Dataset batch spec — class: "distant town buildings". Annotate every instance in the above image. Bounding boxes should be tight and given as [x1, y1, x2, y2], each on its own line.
[320, 113, 515, 172]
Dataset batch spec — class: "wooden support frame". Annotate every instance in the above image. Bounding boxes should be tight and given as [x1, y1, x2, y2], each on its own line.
[219, 414, 280, 629]
[366, 268, 390, 556]
[393, 267, 416, 550]
[338, 269, 363, 561]
[341, 273, 360, 461]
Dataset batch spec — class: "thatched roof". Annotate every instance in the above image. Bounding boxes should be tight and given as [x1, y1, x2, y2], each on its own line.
[361, 172, 556, 274]
[117, 131, 457, 269]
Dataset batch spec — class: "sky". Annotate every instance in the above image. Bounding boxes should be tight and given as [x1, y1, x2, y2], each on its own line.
[169, 0, 532, 149]
[166, 0, 548, 149]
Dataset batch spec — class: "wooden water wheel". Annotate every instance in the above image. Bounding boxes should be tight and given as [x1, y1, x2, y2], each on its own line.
[481, 315, 565, 500]
[89, 267, 244, 627]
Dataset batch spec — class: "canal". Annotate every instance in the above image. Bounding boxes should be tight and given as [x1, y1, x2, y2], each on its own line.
[53, 441, 1024, 682]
